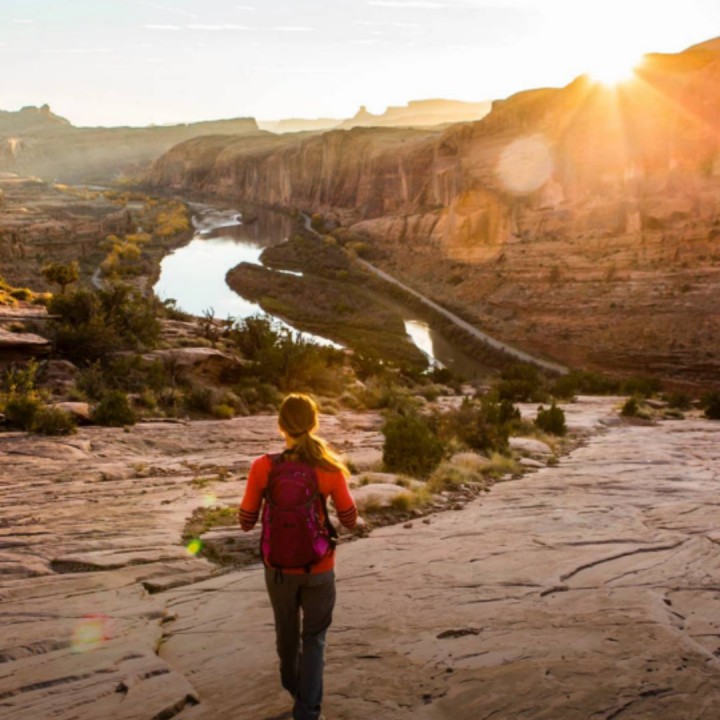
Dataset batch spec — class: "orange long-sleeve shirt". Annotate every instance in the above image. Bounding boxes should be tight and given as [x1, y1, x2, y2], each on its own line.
[239, 453, 358, 574]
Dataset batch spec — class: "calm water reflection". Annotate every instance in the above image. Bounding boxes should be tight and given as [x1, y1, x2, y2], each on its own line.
[155, 204, 485, 377]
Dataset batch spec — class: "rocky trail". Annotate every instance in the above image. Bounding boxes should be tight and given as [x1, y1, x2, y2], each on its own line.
[1, 398, 719, 719]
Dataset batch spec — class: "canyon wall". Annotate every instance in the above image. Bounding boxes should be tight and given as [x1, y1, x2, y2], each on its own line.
[146, 40, 720, 388]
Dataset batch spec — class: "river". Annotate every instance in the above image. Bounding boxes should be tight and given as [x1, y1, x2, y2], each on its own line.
[154, 204, 485, 377]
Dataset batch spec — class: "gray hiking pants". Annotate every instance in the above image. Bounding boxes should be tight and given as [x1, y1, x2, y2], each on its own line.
[264, 568, 336, 720]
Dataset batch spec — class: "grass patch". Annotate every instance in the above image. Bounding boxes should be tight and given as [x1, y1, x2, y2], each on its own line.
[427, 460, 485, 494]
[182, 505, 237, 542]
[483, 452, 521, 480]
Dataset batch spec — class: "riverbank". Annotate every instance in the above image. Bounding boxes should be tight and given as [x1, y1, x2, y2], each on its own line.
[2, 398, 718, 718]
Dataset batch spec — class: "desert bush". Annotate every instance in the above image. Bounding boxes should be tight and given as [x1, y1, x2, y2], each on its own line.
[621, 397, 640, 417]
[9, 287, 33, 301]
[664, 391, 692, 410]
[382, 413, 444, 478]
[211, 403, 235, 420]
[1, 361, 44, 430]
[535, 402, 567, 436]
[621, 376, 662, 398]
[42, 260, 79, 294]
[49, 285, 160, 364]
[497, 363, 547, 403]
[549, 370, 620, 398]
[232, 378, 281, 412]
[228, 315, 346, 395]
[437, 396, 515, 454]
[427, 460, 485, 493]
[702, 391, 720, 420]
[93, 391, 136, 426]
[185, 385, 215, 415]
[33, 406, 77, 435]
[4, 393, 43, 430]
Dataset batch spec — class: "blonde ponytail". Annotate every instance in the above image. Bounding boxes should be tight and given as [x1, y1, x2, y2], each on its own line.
[279, 394, 349, 476]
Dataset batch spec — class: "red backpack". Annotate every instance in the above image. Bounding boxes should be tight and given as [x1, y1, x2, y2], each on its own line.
[261, 452, 337, 572]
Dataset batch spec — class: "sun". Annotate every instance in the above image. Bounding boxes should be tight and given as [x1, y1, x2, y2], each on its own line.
[586, 51, 643, 86]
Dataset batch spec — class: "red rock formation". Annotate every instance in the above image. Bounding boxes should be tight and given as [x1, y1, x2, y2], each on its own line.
[146, 40, 720, 388]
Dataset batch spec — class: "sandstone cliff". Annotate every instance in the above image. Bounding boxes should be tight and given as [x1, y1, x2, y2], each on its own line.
[146, 39, 720, 388]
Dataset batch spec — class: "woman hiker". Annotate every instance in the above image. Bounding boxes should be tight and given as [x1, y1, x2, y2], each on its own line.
[239, 393, 360, 720]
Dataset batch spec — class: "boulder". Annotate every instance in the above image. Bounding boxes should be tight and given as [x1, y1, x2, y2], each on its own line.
[51, 402, 91, 423]
[345, 447, 383, 472]
[509, 437, 553, 456]
[0, 328, 51, 362]
[519, 457, 545, 468]
[43, 359, 80, 394]
[143, 347, 248, 385]
[351, 482, 414, 510]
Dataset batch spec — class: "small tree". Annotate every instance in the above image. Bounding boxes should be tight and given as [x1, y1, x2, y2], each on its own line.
[535, 401, 567, 436]
[382, 413, 444, 478]
[42, 261, 79, 294]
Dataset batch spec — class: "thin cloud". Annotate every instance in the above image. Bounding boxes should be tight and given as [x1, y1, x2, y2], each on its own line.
[235, 5, 256, 9]
[270, 26, 314, 32]
[186, 24, 251, 30]
[367, 1, 447, 7]
[50, 48, 114, 54]
[13, 19, 35, 24]
[143, 24, 181, 30]
[256, 66, 341, 73]
[355, 20, 422, 27]
[127, 1, 197, 19]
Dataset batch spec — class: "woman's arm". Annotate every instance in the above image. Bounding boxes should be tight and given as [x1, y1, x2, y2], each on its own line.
[238, 456, 270, 531]
[331, 473, 358, 529]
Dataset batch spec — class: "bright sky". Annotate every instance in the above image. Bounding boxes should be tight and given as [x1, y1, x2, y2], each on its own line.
[1, 0, 718, 127]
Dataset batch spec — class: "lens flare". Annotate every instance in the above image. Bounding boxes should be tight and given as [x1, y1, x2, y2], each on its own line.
[186, 538, 203, 556]
[496, 134, 553, 194]
[71, 614, 112, 653]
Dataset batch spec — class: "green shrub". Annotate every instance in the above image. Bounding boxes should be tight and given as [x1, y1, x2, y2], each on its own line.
[93, 391, 136, 426]
[186, 385, 215, 414]
[550, 369, 620, 397]
[664, 391, 692, 410]
[497, 363, 546, 402]
[621, 397, 639, 417]
[702, 391, 720, 420]
[621, 376, 662, 398]
[9, 287, 33, 301]
[228, 315, 347, 395]
[4, 393, 43, 430]
[211, 403, 235, 420]
[535, 402, 567, 436]
[49, 284, 160, 364]
[42, 260, 79, 294]
[382, 413, 444, 478]
[437, 396, 514, 454]
[33, 406, 77, 435]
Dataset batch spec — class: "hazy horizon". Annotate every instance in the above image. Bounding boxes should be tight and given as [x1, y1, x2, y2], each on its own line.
[1, 0, 719, 127]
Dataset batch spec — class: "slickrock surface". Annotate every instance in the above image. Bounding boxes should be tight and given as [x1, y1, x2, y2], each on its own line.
[1, 399, 719, 719]
[0, 411, 382, 720]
